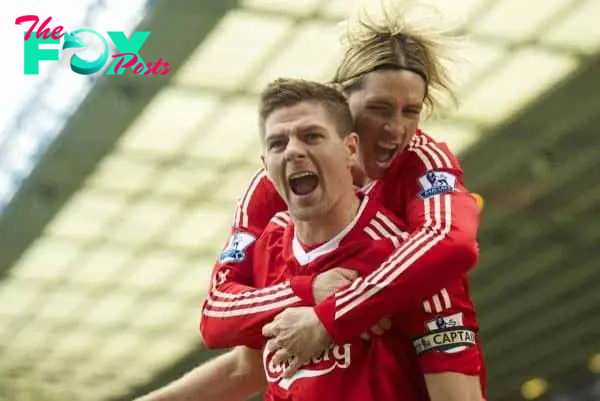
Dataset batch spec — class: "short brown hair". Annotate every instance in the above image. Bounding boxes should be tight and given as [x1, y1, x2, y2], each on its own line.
[333, 2, 460, 115]
[259, 78, 353, 138]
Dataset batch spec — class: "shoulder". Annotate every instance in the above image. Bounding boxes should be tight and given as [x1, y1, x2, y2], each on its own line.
[339, 199, 407, 270]
[258, 211, 292, 245]
[382, 131, 464, 194]
[405, 131, 462, 171]
[264, 211, 292, 232]
[254, 211, 291, 264]
[358, 196, 409, 244]
[233, 168, 286, 232]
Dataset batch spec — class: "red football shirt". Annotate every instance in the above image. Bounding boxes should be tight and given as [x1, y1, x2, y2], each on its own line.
[252, 196, 483, 400]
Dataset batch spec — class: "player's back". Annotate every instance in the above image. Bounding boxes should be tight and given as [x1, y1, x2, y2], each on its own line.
[253, 195, 431, 401]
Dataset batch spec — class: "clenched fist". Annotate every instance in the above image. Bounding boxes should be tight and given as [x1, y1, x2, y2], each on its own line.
[312, 267, 358, 303]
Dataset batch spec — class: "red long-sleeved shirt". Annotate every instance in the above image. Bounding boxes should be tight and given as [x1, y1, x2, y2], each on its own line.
[255, 197, 484, 400]
[200, 131, 480, 348]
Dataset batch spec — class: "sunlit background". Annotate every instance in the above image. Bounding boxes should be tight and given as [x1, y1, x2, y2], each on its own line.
[0, 0, 599, 400]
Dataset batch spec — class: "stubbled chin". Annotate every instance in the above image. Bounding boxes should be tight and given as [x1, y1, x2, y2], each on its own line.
[366, 161, 388, 179]
[289, 186, 321, 206]
[377, 158, 395, 169]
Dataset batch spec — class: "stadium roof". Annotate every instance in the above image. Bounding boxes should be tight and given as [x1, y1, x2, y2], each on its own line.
[0, 0, 598, 400]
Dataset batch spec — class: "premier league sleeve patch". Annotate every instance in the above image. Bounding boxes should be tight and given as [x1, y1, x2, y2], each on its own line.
[412, 312, 476, 355]
[218, 232, 256, 263]
[418, 170, 457, 199]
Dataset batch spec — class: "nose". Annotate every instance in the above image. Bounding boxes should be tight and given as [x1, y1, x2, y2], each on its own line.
[382, 119, 406, 139]
[284, 136, 307, 161]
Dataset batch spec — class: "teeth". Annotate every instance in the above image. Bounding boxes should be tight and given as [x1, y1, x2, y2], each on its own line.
[375, 143, 399, 163]
[377, 143, 398, 151]
[376, 148, 395, 163]
[289, 171, 314, 180]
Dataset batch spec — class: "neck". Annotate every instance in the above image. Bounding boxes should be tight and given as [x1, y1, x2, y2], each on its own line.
[351, 163, 368, 187]
[295, 190, 361, 246]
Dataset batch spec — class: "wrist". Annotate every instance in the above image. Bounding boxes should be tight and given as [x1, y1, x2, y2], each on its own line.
[290, 274, 317, 304]
[313, 300, 337, 342]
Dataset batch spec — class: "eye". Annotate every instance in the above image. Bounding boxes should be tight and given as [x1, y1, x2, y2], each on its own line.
[306, 132, 321, 141]
[368, 103, 389, 111]
[404, 107, 422, 117]
[367, 102, 394, 117]
[267, 139, 286, 151]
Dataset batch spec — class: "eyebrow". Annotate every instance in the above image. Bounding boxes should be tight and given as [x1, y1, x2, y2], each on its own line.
[265, 133, 287, 143]
[297, 124, 326, 133]
[367, 96, 423, 108]
[266, 124, 325, 139]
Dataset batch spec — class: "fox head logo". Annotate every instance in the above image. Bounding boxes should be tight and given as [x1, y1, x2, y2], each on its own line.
[62, 31, 87, 50]
[61, 31, 87, 64]
[61, 29, 108, 75]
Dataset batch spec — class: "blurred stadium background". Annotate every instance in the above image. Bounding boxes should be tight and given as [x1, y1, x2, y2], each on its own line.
[0, 0, 599, 400]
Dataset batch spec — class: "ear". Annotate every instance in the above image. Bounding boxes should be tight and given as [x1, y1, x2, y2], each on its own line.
[260, 153, 267, 172]
[343, 132, 359, 165]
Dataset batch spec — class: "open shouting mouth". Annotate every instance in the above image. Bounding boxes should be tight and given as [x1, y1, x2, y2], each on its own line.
[288, 171, 319, 196]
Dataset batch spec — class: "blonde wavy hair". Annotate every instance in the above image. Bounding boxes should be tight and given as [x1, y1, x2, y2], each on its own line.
[332, 0, 463, 116]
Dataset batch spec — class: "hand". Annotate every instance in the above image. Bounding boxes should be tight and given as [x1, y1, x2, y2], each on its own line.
[360, 316, 392, 340]
[312, 267, 358, 304]
[262, 307, 331, 378]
